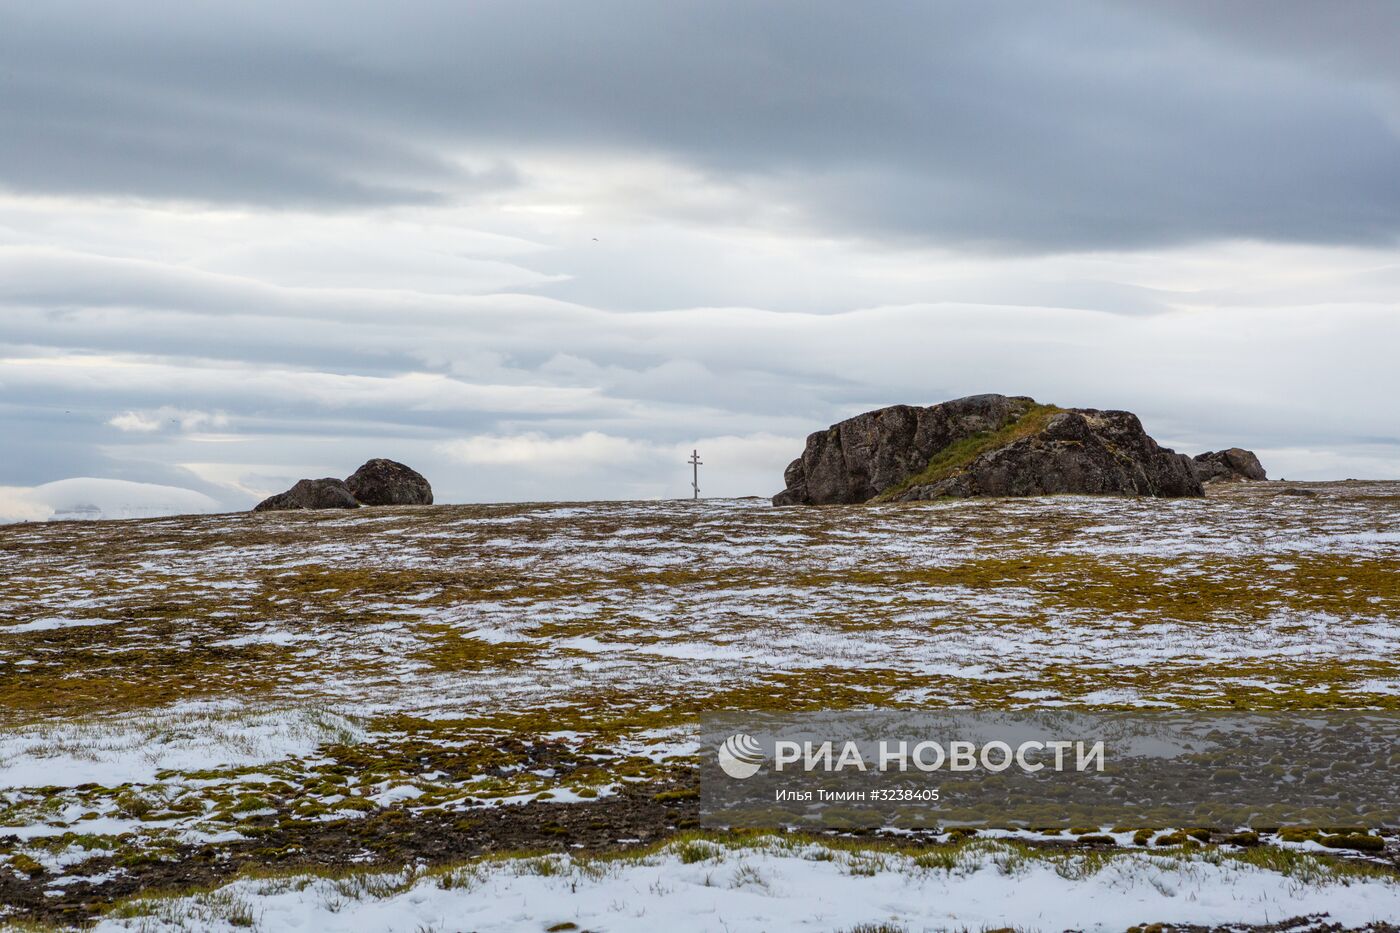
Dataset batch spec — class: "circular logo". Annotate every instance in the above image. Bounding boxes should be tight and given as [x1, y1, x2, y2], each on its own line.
[717, 733, 765, 779]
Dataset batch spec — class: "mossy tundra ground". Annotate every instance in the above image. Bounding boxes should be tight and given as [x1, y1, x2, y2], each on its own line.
[1, 481, 1397, 929]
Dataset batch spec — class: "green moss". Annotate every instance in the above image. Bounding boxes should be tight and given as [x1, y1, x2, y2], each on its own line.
[8, 854, 44, 877]
[652, 788, 699, 802]
[412, 624, 540, 671]
[874, 403, 1064, 501]
[1320, 833, 1385, 852]
[114, 790, 157, 819]
[335, 797, 377, 813]
[1277, 827, 1320, 843]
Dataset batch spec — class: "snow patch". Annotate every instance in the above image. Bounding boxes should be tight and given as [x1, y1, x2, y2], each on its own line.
[0, 702, 365, 789]
[89, 838, 1400, 933]
[3, 617, 117, 635]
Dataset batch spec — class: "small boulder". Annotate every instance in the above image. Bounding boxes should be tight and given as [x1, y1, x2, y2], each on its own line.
[253, 478, 360, 512]
[345, 458, 433, 506]
[1190, 448, 1267, 484]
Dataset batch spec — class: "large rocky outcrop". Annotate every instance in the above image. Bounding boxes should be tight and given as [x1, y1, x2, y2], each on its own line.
[1188, 448, 1266, 484]
[253, 478, 361, 512]
[254, 459, 434, 511]
[345, 458, 433, 506]
[772, 394, 1202, 505]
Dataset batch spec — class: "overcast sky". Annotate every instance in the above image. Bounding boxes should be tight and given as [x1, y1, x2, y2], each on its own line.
[2, 1, 1399, 518]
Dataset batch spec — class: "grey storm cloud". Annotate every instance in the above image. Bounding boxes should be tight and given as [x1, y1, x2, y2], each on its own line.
[3, 1, 1400, 251]
[4, 0, 1400, 518]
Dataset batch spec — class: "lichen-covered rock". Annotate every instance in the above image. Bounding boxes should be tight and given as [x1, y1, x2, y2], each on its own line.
[253, 478, 360, 512]
[896, 409, 1202, 501]
[773, 394, 1039, 505]
[344, 458, 433, 506]
[1190, 448, 1267, 484]
[772, 394, 1202, 505]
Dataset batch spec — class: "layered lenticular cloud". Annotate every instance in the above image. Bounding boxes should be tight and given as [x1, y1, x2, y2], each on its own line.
[0, 479, 222, 523]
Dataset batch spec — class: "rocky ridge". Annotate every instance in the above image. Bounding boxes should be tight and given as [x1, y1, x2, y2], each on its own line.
[773, 394, 1224, 505]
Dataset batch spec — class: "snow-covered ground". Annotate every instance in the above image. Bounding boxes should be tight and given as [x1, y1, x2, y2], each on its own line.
[92, 836, 1400, 933]
[1, 482, 1397, 929]
[0, 701, 363, 790]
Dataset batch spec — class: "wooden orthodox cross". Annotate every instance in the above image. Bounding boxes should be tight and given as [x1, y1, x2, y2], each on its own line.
[688, 449, 702, 500]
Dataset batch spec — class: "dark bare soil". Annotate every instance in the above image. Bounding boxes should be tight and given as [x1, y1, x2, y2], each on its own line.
[0, 786, 698, 926]
[1130, 917, 1400, 933]
[5, 787, 1397, 931]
